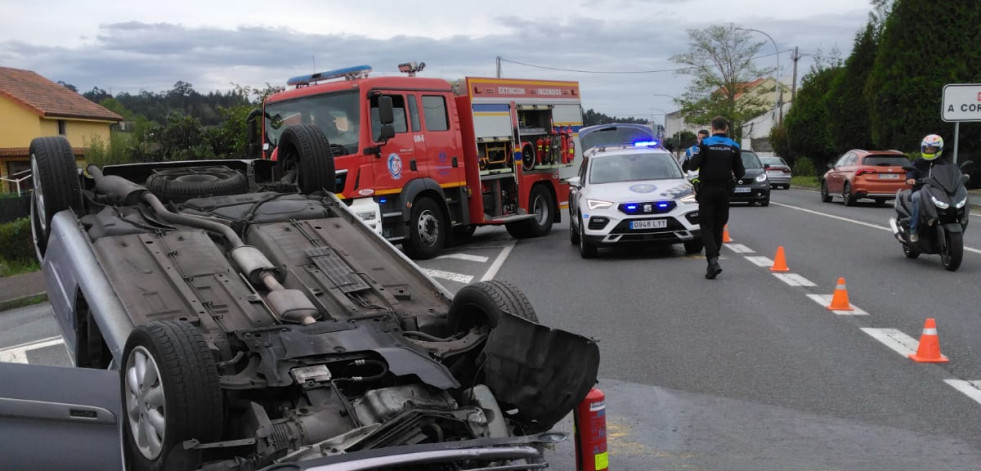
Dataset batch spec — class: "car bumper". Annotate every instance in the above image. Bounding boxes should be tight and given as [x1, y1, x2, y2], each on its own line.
[851, 180, 909, 199]
[581, 211, 701, 246]
[730, 183, 770, 202]
[766, 173, 791, 186]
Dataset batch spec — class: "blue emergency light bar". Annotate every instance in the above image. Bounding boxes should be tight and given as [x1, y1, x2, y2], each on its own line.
[287, 65, 373, 87]
[633, 140, 660, 147]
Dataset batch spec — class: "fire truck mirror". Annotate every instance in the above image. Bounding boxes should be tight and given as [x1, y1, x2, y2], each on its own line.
[378, 96, 394, 125]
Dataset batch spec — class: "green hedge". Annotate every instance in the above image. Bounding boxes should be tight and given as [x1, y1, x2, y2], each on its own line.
[0, 217, 35, 265]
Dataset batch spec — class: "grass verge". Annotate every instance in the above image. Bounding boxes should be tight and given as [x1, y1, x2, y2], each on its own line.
[791, 176, 820, 190]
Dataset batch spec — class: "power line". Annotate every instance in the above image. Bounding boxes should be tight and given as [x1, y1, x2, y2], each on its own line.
[499, 57, 689, 74]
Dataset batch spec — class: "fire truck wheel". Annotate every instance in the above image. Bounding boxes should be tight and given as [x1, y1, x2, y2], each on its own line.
[277, 124, 336, 194]
[506, 185, 554, 238]
[29, 136, 82, 257]
[404, 196, 445, 260]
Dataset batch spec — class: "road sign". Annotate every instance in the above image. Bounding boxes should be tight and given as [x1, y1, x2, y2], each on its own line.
[942, 83, 981, 122]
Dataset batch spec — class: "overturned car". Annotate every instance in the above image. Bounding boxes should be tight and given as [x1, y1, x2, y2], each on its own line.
[15, 127, 599, 470]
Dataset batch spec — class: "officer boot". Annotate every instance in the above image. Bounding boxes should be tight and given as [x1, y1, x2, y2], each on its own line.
[706, 257, 722, 279]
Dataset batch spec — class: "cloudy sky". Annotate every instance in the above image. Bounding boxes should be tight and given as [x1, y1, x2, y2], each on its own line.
[1, 0, 873, 124]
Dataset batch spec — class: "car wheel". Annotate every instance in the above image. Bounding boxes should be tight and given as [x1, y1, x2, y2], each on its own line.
[569, 218, 580, 245]
[122, 321, 222, 471]
[29, 136, 82, 257]
[820, 181, 832, 203]
[277, 124, 336, 194]
[842, 182, 856, 206]
[145, 166, 248, 203]
[684, 239, 703, 254]
[403, 196, 445, 260]
[447, 280, 539, 333]
[579, 218, 597, 259]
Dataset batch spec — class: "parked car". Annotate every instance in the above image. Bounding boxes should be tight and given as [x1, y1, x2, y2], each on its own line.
[568, 143, 702, 258]
[820, 149, 911, 206]
[761, 156, 792, 189]
[731, 150, 771, 206]
[2, 132, 600, 471]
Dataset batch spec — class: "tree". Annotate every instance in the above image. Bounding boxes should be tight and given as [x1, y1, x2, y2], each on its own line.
[670, 24, 773, 142]
[783, 55, 843, 168]
[826, 21, 878, 152]
[865, 0, 981, 152]
[58, 81, 77, 92]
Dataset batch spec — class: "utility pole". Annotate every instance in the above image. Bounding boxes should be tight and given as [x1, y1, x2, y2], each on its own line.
[791, 47, 800, 104]
[496, 56, 502, 78]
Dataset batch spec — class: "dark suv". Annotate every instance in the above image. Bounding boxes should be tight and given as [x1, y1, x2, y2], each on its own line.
[731, 150, 771, 206]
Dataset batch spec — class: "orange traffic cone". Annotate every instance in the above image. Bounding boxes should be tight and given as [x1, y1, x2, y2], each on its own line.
[770, 246, 790, 272]
[909, 318, 949, 363]
[722, 225, 732, 243]
[826, 277, 853, 311]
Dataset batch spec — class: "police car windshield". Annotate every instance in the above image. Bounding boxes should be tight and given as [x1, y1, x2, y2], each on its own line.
[741, 151, 763, 169]
[589, 152, 682, 184]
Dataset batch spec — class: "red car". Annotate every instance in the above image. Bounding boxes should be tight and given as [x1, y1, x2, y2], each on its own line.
[820, 149, 912, 206]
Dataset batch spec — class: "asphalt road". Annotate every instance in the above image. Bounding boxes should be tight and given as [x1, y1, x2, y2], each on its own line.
[5, 190, 981, 470]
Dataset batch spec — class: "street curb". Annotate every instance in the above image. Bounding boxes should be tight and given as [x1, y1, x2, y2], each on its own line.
[0, 292, 48, 312]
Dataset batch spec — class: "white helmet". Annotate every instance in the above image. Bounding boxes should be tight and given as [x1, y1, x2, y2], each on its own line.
[920, 134, 943, 161]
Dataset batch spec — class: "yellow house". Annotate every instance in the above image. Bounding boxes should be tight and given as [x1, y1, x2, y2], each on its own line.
[0, 66, 122, 192]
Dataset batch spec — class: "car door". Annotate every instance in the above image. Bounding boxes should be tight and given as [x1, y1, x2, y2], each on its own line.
[827, 152, 854, 193]
[0, 362, 122, 471]
[569, 157, 589, 227]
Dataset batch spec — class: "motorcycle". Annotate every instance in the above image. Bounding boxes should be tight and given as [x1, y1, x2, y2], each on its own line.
[889, 161, 972, 271]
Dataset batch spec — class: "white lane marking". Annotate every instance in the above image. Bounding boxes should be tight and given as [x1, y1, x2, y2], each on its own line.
[436, 253, 490, 263]
[745, 256, 773, 267]
[771, 201, 981, 255]
[861, 328, 918, 357]
[725, 243, 755, 254]
[0, 336, 65, 364]
[806, 294, 869, 315]
[773, 273, 817, 287]
[422, 269, 473, 284]
[481, 242, 515, 281]
[945, 380, 981, 406]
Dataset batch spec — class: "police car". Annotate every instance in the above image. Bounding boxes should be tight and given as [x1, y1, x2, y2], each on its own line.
[568, 141, 702, 258]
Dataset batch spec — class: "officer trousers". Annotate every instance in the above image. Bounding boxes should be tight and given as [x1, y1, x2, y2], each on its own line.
[697, 185, 731, 260]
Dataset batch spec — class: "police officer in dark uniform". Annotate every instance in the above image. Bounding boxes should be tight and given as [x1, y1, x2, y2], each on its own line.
[683, 116, 745, 279]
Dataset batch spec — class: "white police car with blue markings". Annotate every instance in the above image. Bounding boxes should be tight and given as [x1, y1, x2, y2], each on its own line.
[567, 142, 703, 258]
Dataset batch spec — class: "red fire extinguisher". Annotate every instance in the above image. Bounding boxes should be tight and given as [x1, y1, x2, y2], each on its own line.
[558, 127, 570, 164]
[565, 126, 576, 164]
[575, 387, 608, 471]
[535, 137, 547, 168]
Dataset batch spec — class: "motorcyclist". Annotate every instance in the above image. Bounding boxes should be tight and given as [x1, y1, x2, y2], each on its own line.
[905, 134, 949, 242]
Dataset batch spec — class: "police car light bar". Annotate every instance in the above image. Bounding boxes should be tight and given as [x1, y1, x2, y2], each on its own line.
[287, 65, 373, 87]
[633, 140, 660, 147]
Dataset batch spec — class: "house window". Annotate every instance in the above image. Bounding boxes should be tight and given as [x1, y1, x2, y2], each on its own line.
[58, 120, 66, 135]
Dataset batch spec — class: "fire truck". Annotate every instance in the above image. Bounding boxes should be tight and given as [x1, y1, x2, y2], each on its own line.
[248, 62, 583, 259]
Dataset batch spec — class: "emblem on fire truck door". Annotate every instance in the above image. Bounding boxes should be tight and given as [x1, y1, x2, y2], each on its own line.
[387, 153, 403, 180]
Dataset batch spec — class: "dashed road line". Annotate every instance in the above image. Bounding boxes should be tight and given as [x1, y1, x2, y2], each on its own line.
[945, 380, 981, 406]
[860, 328, 919, 357]
[806, 294, 869, 315]
[480, 242, 515, 281]
[436, 253, 490, 263]
[744, 256, 773, 267]
[422, 269, 474, 284]
[725, 243, 755, 254]
[772, 273, 816, 287]
[0, 336, 65, 364]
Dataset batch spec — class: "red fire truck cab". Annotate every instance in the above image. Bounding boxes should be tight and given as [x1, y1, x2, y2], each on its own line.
[252, 63, 582, 259]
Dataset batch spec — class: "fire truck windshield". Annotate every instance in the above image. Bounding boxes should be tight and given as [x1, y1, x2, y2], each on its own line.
[265, 91, 360, 155]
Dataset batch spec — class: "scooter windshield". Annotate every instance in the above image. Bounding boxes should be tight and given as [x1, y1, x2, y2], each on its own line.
[928, 163, 964, 194]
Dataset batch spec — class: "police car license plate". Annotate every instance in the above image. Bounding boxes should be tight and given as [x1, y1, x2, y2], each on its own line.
[879, 174, 900, 179]
[734, 187, 751, 193]
[631, 219, 666, 230]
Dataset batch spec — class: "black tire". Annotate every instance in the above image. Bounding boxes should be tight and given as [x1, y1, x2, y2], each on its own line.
[760, 196, 770, 207]
[579, 218, 597, 259]
[902, 242, 920, 259]
[506, 185, 555, 239]
[842, 182, 856, 206]
[452, 224, 477, 243]
[447, 280, 539, 334]
[820, 181, 832, 203]
[145, 166, 247, 203]
[874, 198, 887, 207]
[403, 196, 445, 260]
[277, 124, 336, 194]
[569, 218, 580, 245]
[30, 136, 82, 257]
[684, 239, 704, 254]
[122, 321, 222, 471]
[942, 230, 963, 271]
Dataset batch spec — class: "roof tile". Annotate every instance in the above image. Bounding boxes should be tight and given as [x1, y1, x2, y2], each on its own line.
[0, 67, 122, 122]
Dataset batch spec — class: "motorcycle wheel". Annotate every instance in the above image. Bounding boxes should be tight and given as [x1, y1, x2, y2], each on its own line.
[902, 242, 920, 259]
[941, 231, 963, 271]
